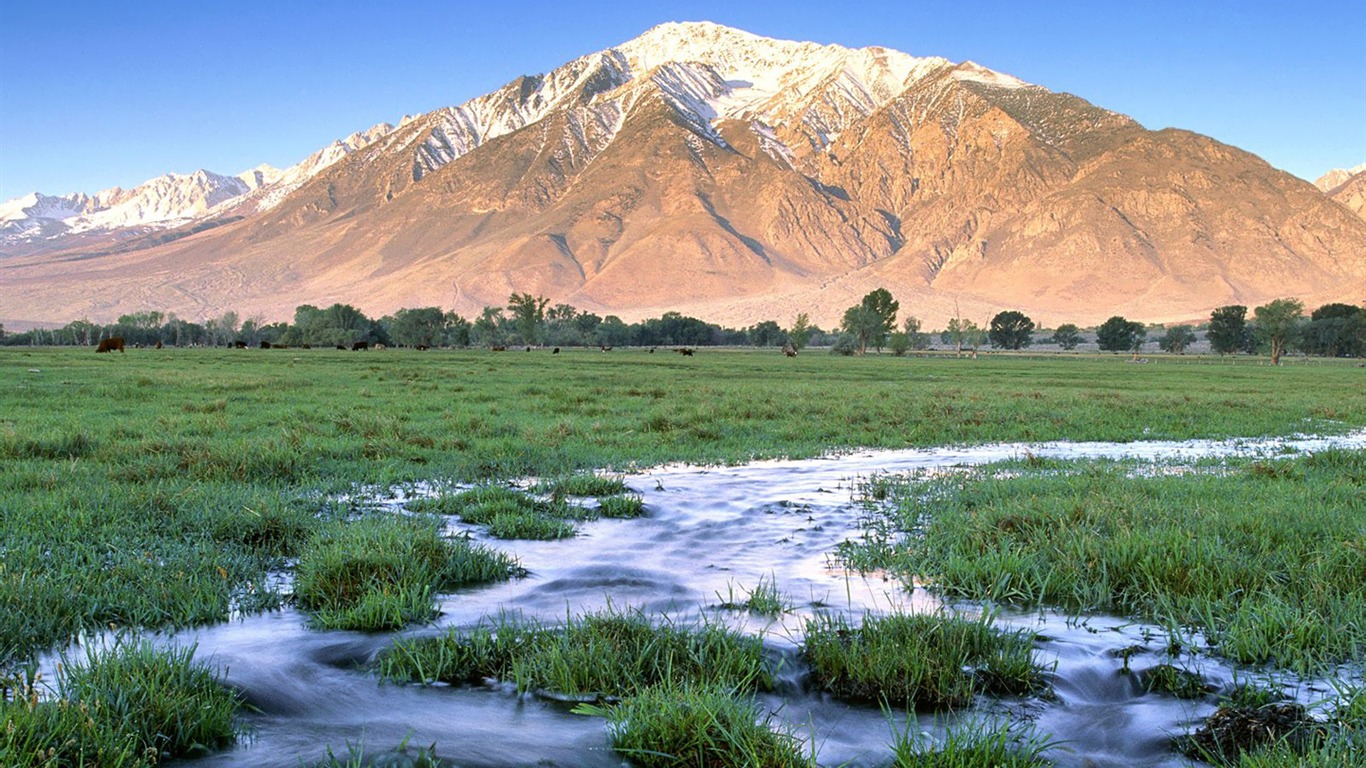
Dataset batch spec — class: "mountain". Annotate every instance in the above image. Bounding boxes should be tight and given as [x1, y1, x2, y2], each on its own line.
[1317, 165, 1366, 221]
[3, 21, 1365, 330]
[1315, 162, 1366, 192]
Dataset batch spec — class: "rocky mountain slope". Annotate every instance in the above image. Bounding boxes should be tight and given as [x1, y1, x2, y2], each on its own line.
[3, 22, 1364, 329]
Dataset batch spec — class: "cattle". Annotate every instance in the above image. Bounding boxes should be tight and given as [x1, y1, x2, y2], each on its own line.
[600, 345, 613, 352]
[233, 340, 248, 349]
[782, 342, 797, 358]
[415, 344, 430, 351]
[95, 337, 125, 353]
[352, 341, 369, 351]
[675, 347, 694, 356]
[552, 347, 560, 354]
[336, 344, 348, 350]
[302, 344, 311, 349]
[491, 345, 507, 352]
[154, 340, 163, 349]
[260, 340, 272, 349]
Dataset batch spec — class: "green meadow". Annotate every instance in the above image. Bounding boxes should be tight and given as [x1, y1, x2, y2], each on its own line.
[2, 346, 1364, 765]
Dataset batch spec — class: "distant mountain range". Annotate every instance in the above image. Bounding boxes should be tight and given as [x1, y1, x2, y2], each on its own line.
[3, 21, 1364, 329]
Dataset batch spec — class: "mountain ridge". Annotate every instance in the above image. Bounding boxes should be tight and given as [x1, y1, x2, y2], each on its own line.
[3, 21, 1364, 329]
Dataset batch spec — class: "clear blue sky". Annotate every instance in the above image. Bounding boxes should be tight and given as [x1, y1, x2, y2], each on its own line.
[2, 0, 1363, 201]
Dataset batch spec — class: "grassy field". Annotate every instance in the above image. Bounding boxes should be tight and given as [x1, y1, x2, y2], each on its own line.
[2, 346, 1364, 765]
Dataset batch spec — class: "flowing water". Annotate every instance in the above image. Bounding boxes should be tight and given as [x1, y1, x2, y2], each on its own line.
[73, 429, 1366, 767]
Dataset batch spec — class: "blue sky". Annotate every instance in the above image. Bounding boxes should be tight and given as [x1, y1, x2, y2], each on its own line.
[2, 1, 1362, 201]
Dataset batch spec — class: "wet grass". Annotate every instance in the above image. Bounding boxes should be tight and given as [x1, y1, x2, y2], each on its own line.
[596, 492, 646, 518]
[293, 515, 521, 631]
[379, 606, 770, 699]
[717, 575, 791, 617]
[2, 348, 1364, 764]
[890, 720, 1055, 767]
[843, 450, 1366, 672]
[803, 612, 1044, 710]
[581, 682, 814, 768]
[1, 641, 238, 765]
[1144, 663, 1212, 699]
[535, 473, 630, 498]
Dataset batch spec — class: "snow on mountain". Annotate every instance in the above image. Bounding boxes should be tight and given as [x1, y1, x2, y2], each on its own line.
[3, 21, 1039, 245]
[398, 21, 1020, 182]
[1315, 162, 1366, 192]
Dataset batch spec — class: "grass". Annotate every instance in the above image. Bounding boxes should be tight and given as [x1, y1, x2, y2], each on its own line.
[890, 719, 1056, 767]
[1, 640, 238, 766]
[410, 484, 588, 538]
[2, 348, 1364, 763]
[717, 575, 791, 617]
[293, 515, 521, 630]
[579, 682, 814, 768]
[535, 473, 630, 498]
[596, 493, 647, 518]
[1144, 664, 1211, 699]
[379, 606, 770, 698]
[842, 449, 1366, 672]
[802, 612, 1043, 710]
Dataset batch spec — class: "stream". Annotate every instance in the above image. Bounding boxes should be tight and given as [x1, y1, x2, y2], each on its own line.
[97, 429, 1366, 766]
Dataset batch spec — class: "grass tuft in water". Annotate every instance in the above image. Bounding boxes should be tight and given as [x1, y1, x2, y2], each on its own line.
[596, 493, 646, 519]
[717, 575, 791, 617]
[2, 640, 238, 766]
[578, 683, 814, 768]
[1144, 664, 1211, 699]
[293, 515, 521, 631]
[890, 718, 1056, 767]
[380, 606, 770, 699]
[536, 473, 630, 498]
[803, 612, 1043, 710]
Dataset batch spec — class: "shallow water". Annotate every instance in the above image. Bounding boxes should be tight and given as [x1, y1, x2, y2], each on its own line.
[87, 429, 1366, 766]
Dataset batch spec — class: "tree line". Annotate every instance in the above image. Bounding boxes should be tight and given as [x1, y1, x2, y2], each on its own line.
[2, 293, 1361, 364]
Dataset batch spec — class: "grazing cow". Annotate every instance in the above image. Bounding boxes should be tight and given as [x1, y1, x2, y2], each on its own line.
[782, 342, 797, 358]
[336, 344, 347, 350]
[649, 347, 656, 353]
[260, 340, 272, 349]
[415, 344, 430, 351]
[552, 347, 560, 354]
[675, 347, 694, 356]
[302, 344, 311, 349]
[491, 345, 507, 352]
[95, 337, 125, 353]
[233, 340, 248, 349]
[600, 345, 613, 352]
[352, 341, 369, 351]
[154, 340, 163, 349]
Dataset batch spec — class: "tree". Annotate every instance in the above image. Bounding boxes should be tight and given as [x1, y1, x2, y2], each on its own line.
[902, 316, 929, 350]
[840, 304, 882, 355]
[858, 288, 899, 351]
[507, 293, 550, 346]
[387, 307, 448, 347]
[1050, 324, 1082, 350]
[1207, 305, 1249, 356]
[1253, 298, 1304, 366]
[472, 306, 507, 347]
[1096, 316, 1145, 353]
[888, 332, 911, 356]
[1158, 325, 1197, 354]
[988, 310, 1035, 350]
[1303, 303, 1365, 357]
[788, 313, 813, 351]
[748, 320, 784, 347]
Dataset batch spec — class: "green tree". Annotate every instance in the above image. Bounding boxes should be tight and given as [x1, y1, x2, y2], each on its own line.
[988, 310, 1035, 350]
[748, 320, 784, 347]
[507, 293, 550, 346]
[788, 313, 814, 351]
[1050, 324, 1082, 350]
[1207, 305, 1249, 355]
[444, 312, 472, 347]
[1253, 298, 1305, 366]
[840, 304, 882, 355]
[858, 288, 899, 351]
[1303, 303, 1365, 357]
[1097, 316, 1145, 353]
[1158, 325, 1197, 354]
[472, 306, 507, 347]
[388, 307, 448, 347]
[902, 316, 929, 350]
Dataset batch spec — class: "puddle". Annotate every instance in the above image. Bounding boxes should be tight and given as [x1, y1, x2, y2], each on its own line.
[46, 429, 1366, 767]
